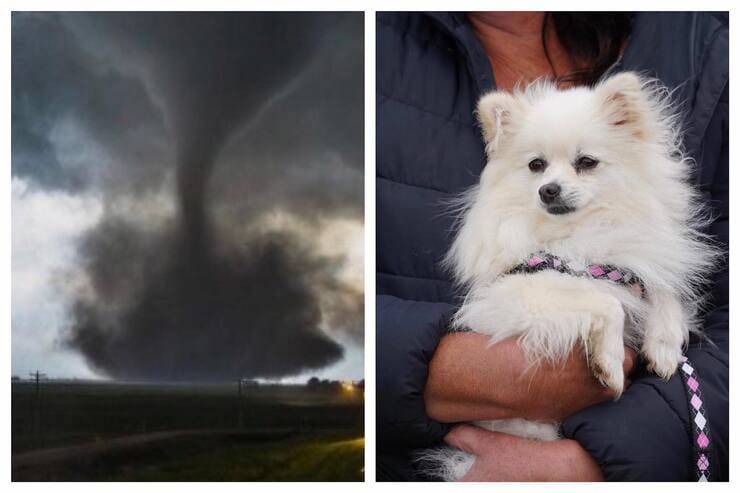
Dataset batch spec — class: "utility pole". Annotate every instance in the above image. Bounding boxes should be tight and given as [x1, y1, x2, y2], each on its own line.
[237, 378, 244, 430]
[29, 370, 47, 437]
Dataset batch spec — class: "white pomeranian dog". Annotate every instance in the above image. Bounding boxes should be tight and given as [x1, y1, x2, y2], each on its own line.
[421, 72, 719, 481]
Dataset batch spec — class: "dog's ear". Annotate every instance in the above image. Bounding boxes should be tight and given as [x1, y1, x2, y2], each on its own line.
[596, 72, 650, 139]
[476, 91, 521, 157]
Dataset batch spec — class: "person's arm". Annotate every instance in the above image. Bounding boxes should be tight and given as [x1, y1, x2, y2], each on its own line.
[377, 294, 634, 457]
[444, 425, 603, 481]
[425, 333, 636, 423]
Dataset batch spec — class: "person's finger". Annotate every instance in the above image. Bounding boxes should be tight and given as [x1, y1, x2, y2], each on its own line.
[444, 424, 496, 455]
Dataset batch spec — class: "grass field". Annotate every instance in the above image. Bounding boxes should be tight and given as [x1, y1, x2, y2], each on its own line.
[112, 434, 364, 481]
[12, 381, 363, 481]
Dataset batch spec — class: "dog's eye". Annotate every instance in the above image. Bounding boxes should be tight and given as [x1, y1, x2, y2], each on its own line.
[575, 156, 598, 171]
[528, 158, 546, 173]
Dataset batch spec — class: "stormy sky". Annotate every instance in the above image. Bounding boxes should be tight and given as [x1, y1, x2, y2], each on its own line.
[11, 12, 364, 382]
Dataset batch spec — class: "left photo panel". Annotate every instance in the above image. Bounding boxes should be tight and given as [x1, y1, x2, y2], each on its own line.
[11, 11, 364, 481]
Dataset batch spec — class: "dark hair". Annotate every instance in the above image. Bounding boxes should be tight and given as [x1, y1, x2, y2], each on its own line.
[543, 13, 634, 86]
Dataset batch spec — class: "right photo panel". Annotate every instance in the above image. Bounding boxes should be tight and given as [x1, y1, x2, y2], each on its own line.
[376, 11, 728, 482]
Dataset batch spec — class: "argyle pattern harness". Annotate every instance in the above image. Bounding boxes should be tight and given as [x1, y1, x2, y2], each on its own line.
[506, 252, 714, 481]
[505, 252, 643, 290]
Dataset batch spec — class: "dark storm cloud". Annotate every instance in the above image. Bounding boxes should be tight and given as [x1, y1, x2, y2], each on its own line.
[11, 12, 363, 381]
[11, 13, 173, 194]
[211, 19, 364, 221]
[70, 219, 343, 381]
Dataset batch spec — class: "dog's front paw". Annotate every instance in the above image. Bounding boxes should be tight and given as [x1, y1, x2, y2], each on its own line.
[642, 291, 687, 380]
[642, 338, 682, 379]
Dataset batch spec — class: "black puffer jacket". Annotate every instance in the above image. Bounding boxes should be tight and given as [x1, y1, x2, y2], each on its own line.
[377, 12, 728, 481]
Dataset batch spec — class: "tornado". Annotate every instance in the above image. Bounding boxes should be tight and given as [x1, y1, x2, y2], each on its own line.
[15, 12, 364, 381]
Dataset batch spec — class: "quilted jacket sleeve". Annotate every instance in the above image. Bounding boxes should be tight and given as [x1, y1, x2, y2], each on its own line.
[561, 84, 729, 481]
[377, 295, 456, 450]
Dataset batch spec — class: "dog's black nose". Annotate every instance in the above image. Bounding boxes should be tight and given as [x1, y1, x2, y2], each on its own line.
[538, 183, 561, 203]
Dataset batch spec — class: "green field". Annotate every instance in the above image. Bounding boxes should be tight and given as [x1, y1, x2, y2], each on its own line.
[12, 381, 363, 481]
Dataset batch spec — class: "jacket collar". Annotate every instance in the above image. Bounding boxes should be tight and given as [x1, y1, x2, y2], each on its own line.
[424, 12, 495, 93]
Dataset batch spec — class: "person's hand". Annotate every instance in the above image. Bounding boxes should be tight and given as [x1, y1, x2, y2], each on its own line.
[524, 343, 637, 421]
[425, 334, 638, 423]
[444, 424, 603, 482]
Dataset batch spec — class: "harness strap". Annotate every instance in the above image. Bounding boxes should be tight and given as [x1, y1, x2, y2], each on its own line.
[505, 252, 644, 291]
[679, 355, 715, 481]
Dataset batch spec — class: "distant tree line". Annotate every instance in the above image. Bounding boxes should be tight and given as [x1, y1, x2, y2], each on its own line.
[306, 377, 364, 391]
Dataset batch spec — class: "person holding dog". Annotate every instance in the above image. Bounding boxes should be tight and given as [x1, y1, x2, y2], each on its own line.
[377, 12, 728, 481]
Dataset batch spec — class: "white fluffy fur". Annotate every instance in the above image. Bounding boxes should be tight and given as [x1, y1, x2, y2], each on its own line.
[423, 73, 720, 481]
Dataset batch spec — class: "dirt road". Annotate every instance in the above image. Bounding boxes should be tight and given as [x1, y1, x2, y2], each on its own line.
[12, 428, 296, 469]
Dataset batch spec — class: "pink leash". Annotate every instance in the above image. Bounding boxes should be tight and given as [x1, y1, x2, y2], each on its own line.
[679, 355, 714, 481]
